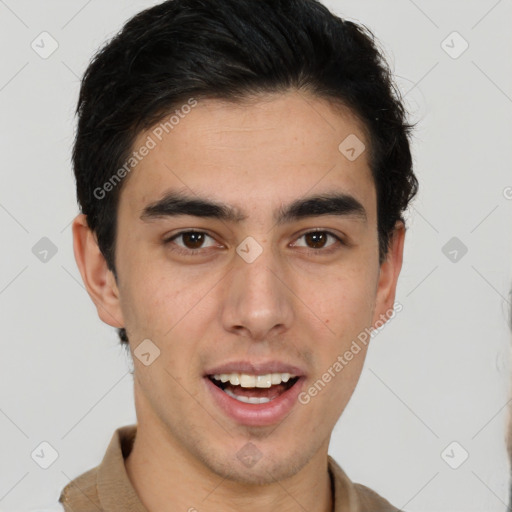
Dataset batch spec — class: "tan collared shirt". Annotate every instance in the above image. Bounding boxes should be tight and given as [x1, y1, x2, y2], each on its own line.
[59, 424, 402, 512]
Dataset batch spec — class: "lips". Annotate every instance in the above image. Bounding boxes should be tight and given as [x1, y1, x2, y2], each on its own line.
[203, 360, 306, 426]
[204, 360, 306, 377]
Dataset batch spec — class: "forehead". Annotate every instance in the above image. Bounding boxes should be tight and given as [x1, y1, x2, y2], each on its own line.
[119, 91, 375, 219]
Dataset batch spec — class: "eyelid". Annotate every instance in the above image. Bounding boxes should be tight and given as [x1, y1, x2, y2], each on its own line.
[163, 228, 347, 256]
[164, 230, 221, 248]
[290, 229, 346, 250]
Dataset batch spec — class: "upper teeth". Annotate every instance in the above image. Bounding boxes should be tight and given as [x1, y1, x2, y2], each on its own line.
[211, 373, 296, 388]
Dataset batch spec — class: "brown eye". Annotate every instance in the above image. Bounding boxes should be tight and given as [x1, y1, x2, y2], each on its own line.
[181, 232, 206, 249]
[304, 232, 329, 249]
[164, 231, 218, 255]
[291, 230, 345, 254]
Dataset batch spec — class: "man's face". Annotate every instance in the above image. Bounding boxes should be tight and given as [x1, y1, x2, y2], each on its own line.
[85, 91, 403, 484]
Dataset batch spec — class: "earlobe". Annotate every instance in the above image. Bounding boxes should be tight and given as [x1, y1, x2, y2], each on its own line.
[72, 213, 125, 329]
[372, 221, 406, 326]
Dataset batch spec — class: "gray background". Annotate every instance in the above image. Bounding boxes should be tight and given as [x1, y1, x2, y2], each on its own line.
[1, 0, 511, 510]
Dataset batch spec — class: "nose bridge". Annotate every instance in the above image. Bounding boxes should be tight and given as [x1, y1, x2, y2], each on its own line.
[221, 237, 293, 339]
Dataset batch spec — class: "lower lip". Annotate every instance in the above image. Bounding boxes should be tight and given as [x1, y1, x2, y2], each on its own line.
[204, 376, 305, 427]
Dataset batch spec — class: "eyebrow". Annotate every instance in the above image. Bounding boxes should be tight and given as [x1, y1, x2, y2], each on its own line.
[140, 190, 367, 225]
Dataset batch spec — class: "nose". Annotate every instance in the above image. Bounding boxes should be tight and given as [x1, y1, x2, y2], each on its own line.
[220, 240, 294, 341]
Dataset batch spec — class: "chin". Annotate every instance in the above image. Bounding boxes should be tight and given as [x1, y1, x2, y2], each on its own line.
[200, 442, 311, 486]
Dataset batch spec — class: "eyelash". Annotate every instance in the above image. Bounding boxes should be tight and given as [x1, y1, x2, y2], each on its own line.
[163, 229, 346, 256]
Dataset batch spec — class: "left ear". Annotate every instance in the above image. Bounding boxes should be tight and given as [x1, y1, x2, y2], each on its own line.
[372, 221, 405, 325]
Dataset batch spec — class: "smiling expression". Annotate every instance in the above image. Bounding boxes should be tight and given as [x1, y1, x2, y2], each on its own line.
[80, 89, 404, 484]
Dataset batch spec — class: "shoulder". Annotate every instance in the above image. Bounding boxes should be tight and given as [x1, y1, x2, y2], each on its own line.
[328, 456, 403, 512]
[58, 466, 102, 512]
[353, 482, 404, 512]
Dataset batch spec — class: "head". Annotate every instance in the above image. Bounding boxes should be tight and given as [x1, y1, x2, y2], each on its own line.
[72, 0, 417, 484]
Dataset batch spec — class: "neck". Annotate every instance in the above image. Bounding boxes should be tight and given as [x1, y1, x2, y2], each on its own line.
[125, 416, 333, 512]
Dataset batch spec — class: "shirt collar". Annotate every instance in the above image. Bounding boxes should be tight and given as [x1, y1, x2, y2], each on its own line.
[96, 424, 148, 511]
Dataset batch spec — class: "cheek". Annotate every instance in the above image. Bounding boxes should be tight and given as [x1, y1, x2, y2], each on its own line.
[304, 268, 378, 337]
[115, 261, 174, 341]
[120, 269, 218, 352]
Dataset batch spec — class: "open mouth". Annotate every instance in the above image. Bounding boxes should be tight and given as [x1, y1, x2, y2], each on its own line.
[207, 373, 300, 404]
